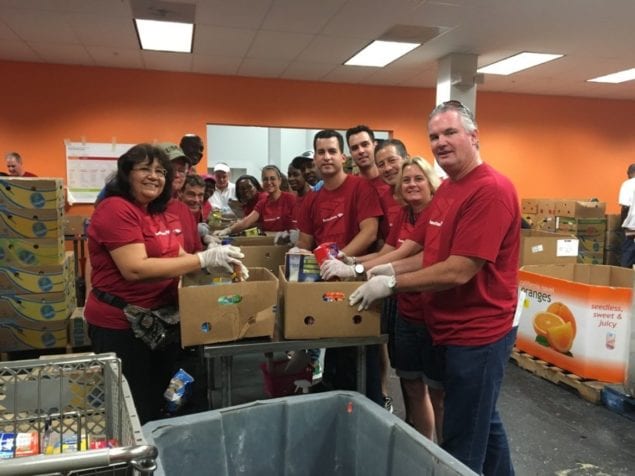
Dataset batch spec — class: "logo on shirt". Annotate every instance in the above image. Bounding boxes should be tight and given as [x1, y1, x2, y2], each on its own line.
[323, 212, 344, 223]
[156, 228, 182, 236]
[263, 216, 280, 222]
[429, 220, 443, 227]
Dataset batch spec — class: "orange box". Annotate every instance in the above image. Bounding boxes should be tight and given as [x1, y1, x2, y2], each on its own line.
[517, 264, 632, 383]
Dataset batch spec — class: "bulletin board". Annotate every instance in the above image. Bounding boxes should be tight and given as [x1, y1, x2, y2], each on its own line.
[65, 142, 133, 205]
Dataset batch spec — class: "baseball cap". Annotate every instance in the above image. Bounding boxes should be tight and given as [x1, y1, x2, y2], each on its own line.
[156, 142, 191, 164]
[213, 163, 231, 173]
[294, 150, 314, 160]
[202, 174, 216, 182]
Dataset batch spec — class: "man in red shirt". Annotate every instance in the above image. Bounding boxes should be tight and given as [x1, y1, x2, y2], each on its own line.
[5, 152, 37, 176]
[351, 101, 519, 475]
[296, 129, 383, 404]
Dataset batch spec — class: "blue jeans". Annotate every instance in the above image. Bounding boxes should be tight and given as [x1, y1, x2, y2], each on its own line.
[439, 327, 517, 475]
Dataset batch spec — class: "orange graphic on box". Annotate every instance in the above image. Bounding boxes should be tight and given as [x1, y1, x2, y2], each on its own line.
[532, 302, 576, 355]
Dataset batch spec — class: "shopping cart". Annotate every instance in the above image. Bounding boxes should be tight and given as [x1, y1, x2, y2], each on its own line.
[0, 353, 157, 475]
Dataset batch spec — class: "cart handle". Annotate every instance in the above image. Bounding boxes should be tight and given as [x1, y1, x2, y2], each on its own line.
[0, 445, 158, 476]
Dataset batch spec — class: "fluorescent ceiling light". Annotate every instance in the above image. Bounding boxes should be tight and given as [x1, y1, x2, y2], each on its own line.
[345, 40, 420, 67]
[135, 19, 193, 53]
[477, 52, 563, 75]
[588, 68, 635, 84]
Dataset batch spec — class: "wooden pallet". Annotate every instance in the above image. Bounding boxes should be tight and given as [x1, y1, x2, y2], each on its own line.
[510, 348, 607, 404]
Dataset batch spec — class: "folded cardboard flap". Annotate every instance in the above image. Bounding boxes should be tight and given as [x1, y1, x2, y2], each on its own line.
[520, 263, 632, 288]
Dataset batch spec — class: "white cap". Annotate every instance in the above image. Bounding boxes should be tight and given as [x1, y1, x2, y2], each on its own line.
[213, 163, 230, 173]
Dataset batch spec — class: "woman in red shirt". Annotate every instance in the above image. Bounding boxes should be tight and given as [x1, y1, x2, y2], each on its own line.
[216, 165, 297, 236]
[86, 144, 244, 422]
[233, 175, 266, 217]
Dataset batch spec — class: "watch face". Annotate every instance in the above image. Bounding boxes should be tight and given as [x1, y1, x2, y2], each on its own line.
[354, 264, 365, 275]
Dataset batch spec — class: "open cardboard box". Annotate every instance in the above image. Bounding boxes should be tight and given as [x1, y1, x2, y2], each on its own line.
[179, 267, 278, 346]
[520, 230, 578, 266]
[278, 266, 380, 339]
[517, 263, 632, 383]
[241, 244, 291, 274]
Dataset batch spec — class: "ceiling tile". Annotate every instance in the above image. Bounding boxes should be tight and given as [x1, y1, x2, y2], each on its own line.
[192, 55, 242, 75]
[1, 10, 78, 43]
[280, 61, 336, 81]
[261, 0, 345, 34]
[194, 25, 255, 57]
[246, 30, 314, 61]
[28, 42, 94, 65]
[196, 0, 272, 29]
[238, 58, 289, 78]
[143, 51, 193, 71]
[86, 46, 144, 69]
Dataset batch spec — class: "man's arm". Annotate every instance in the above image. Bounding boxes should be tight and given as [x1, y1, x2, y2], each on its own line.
[395, 255, 485, 293]
[295, 232, 314, 251]
[363, 239, 421, 271]
[340, 217, 378, 257]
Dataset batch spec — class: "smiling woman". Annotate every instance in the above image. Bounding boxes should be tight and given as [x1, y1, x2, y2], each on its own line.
[86, 143, 248, 423]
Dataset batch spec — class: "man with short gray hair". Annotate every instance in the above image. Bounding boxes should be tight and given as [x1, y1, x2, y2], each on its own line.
[5, 152, 37, 177]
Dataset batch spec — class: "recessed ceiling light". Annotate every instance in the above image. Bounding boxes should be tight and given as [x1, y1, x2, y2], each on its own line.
[135, 19, 193, 53]
[588, 68, 635, 84]
[477, 52, 564, 75]
[345, 40, 420, 67]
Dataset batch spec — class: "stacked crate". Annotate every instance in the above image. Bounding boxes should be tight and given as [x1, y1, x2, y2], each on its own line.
[554, 200, 607, 264]
[521, 199, 557, 232]
[604, 214, 623, 266]
[0, 178, 76, 351]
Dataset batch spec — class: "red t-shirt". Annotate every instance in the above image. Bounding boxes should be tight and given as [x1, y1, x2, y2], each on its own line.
[167, 198, 202, 253]
[378, 187, 402, 240]
[291, 192, 308, 228]
[386, 206, 426, 322]
[22, 171, 37, 177]
[202, 201, 212, 223]
[85, 197, 182, 329]
[253, 191, 297, 231]
[410, 163, 520, 346]
[298, 175, 383, 250]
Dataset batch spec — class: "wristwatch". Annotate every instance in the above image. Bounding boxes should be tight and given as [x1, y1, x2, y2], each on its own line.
[354, 263, 365, 276]
[387, 275, 397, 294]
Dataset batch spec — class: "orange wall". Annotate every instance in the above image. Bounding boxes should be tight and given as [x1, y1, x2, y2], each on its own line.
[1, 60, 634, 216]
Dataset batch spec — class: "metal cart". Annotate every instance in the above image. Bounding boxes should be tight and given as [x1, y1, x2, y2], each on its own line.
[0, 353, 157, 475]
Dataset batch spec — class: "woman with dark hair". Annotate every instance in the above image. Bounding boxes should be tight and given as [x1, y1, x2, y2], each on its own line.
[233, 174, 266, 217]
[215, 166, 296, 237]
[86, 143, 245, 423]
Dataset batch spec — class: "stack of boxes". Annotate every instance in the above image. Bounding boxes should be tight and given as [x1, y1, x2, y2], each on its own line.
[554, 200, 607, 264]
[604, 214, 623, 266]
[0, 178, 76, 352]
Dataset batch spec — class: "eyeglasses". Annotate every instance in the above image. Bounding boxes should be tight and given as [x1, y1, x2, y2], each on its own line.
[132, 166, 168, 178]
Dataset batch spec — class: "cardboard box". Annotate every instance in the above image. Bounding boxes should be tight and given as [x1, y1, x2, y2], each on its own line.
[0, 178, 64, 210]
[556, 217, 607, 238]
[604, 250, 620, 266]
[178, 268, 277, 346]
[0, 290, 76, 323]
[520, 230, 578, 266]
[0, 206, 64, 239]
[536, 199, 556, 216]
[521, 199, 538, 214]
[578, 251, 604, 264]
[230, 235, 275, 246]
[0, 251, 74, 294]
[68, 306, 90, 347]
[555, 200, 606, 218]
[0, 316, 68, 351]
[278, 267, 380, 339]
[577, 237, 605, 254]
[0, 236, 65, 266]
[606, 213, 623, 231]
[533, 214, 556, 233]
[517, 264, 632, 383]
[241, 245, 290, 274]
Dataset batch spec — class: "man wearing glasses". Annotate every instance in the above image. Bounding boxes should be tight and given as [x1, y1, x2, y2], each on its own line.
[351, 101, 519, 475]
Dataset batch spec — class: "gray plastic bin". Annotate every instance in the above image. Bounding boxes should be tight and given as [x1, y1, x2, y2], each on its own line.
[143, 391, 475, 476]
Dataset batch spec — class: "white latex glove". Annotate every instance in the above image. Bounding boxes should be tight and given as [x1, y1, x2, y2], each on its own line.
[197, 222, 210, 238]
[336, 251, 355, 265]
[196, 245, 244, 273]
[212, 227, 232, 238]
[274, 230, 290, 245]
[320, 259, 355, 280]
[236, 262, 250, 281]
[366, 263, 395, 279]
[203, 234, 222, 247]
[289, 229, 299, 245]
[288, 246, 312, 255]
[349, 275, 395, 311]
